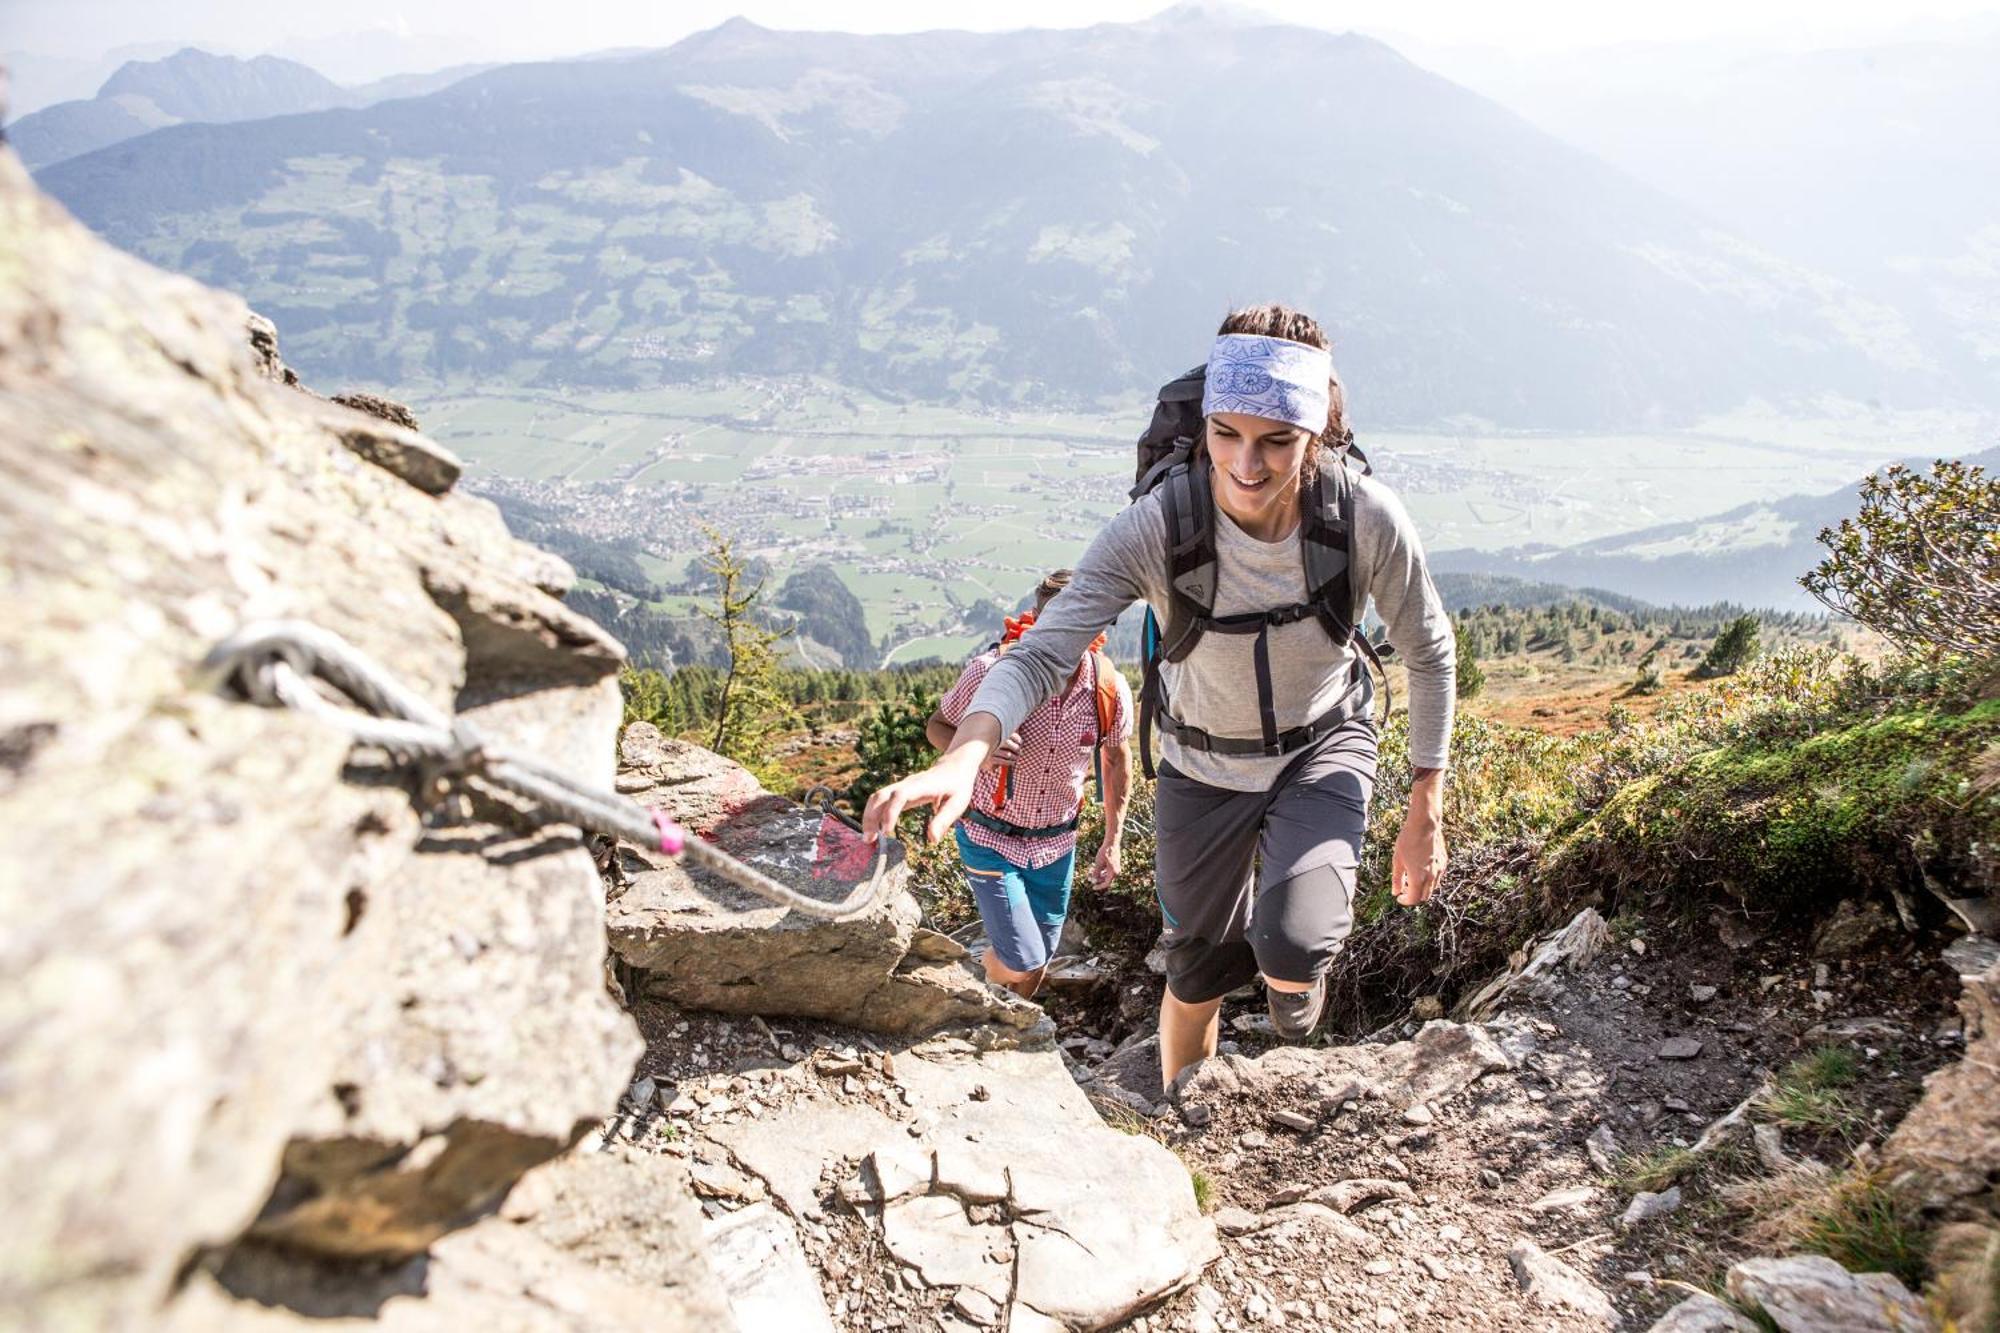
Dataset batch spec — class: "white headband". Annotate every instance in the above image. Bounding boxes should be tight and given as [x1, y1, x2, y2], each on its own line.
[1201, 333, 1332, 433]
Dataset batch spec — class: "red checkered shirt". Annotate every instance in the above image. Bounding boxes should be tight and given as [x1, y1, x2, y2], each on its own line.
[936, 648, 1133, 869]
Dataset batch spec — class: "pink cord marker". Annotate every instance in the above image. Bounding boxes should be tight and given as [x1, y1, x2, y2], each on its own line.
[651, 808, 686, 857]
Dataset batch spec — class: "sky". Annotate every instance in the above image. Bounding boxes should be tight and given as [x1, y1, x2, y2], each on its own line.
[12, 0, 2000, 68]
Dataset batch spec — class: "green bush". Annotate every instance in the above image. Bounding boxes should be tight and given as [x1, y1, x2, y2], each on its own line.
[847, 686, 941, 808]
[1802, 458, 1999, 659]
[1695, 613, 1761, 679]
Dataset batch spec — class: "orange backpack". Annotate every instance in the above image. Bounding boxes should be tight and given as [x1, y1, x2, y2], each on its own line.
[989, 615, 1119, 814]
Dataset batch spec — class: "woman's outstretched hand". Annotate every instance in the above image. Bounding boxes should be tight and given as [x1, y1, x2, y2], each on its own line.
[862, 754, 980, 845]
[862, 711, 1003, 846]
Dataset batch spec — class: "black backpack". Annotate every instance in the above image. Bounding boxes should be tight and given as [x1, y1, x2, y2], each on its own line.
[1128, 365, 1386, 777]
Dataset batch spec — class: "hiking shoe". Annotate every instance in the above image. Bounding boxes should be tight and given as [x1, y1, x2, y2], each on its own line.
[1266, 976, 1326, 1041]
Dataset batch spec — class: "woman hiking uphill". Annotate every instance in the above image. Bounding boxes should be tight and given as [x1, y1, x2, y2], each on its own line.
[863, 304, 1455, 1092]
[926, 569, 1134, 1001]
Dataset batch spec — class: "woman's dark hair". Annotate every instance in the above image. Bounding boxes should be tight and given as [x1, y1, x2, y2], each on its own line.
[1215, 304, 1353, 479]
[1032, 569, 1073, 613]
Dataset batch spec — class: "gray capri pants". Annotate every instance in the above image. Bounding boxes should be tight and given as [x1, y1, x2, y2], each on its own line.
[1153, 716, 1377, 1004]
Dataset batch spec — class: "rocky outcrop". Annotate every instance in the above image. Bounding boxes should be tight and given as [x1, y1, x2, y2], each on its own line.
[623, 1010, 1220, 1332]
[606, 725, 1047, 1039]
[1885, 940, 2000, 1217]
[1173, 1018, 1521, 1121]
[0, 146, 650, 1327]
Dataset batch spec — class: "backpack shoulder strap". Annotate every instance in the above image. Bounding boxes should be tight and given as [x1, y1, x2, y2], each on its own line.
[1158, 457, 1218, 664]
[1091, 650, 1118, 744]
[1300, 459, 1357, 648]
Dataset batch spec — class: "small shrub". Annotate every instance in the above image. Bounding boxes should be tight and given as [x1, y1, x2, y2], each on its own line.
[1802, 458, 2000, 659]
[1696, 615, 1762, 679]
[1455, 619, 1486, 700]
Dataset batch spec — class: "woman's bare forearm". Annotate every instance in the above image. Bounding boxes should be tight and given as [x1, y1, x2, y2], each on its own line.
[942, 712, 1002, 766]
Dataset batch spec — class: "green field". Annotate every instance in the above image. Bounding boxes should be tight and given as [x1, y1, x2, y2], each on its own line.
[419, 379, 1989, 664]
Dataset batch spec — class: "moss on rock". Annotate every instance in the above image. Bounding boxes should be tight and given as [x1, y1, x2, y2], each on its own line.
[1546, 699, 1999, 911]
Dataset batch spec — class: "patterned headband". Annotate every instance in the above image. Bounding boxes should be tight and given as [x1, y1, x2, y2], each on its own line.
[1201, 333, 1332, 434]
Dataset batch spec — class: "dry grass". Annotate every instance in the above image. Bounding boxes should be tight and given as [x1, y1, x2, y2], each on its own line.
[1757, 1045, 1865, 1136]
[1724, 1164, 1930, 1292]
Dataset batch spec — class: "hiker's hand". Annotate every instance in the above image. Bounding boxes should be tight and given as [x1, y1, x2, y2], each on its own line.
[863, 757, 977, 845]
[865, 714, 999, 845]
[981, 732, 1022, 772]
[1091, 836, 1122, 889]
[1392, 780, 1447, 906]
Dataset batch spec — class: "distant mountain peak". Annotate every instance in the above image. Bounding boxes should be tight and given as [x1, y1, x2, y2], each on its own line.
[1144, 1, 1276, 27]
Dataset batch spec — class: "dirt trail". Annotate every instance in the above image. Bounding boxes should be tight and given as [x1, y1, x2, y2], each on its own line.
[598, 892, 1962, 1332]
[1065, 903, 1959, 1331]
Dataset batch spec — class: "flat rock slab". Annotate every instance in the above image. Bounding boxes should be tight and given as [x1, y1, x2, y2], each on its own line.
[882, 1194, 1013, 1299]
[704, 1202, 835, 1333]
[1727, 1255, 1932, 1332]
[713, 1037, 1217, 1332]
[1177, 1019, 1515, 1116]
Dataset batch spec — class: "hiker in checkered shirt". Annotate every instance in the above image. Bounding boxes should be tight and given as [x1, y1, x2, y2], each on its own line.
[925, 570, 1134, 999]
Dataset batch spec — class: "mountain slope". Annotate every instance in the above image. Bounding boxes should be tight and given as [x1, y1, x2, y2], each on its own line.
[7, 48, 493, 169]
[37, 14, 1973, 426]
[1433, 443, 2000, 609]
[1415, 28, 2000, 399]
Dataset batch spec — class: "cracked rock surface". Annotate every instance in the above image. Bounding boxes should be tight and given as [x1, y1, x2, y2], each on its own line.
[0, 146, 644, 1327]
[607, 999, 1219, 1332]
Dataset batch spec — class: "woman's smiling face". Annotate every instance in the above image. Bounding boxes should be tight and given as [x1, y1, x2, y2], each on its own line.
[1205, 411, 1311, 537]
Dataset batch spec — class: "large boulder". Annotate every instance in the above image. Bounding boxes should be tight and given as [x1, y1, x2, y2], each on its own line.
[606, 729, 1047, 1038]
[0, 146, 644, 1327]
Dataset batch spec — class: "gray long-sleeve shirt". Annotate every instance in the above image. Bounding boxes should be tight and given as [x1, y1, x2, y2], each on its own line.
[966, 470, 1456, 791]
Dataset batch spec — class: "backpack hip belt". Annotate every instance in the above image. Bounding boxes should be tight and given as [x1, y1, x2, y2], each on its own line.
[961, 808, 1082, 840]
[1156, 659, 1370, 759]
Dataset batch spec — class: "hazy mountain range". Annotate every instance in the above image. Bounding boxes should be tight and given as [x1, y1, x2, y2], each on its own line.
[1412, 23, 2000, 407]
[1433, 442, 2000, 610]
[7, 48, 495, 168]
[31, 10, 1990, 427]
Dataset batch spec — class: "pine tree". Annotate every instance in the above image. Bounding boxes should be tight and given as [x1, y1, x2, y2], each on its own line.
[1453, 619, 1486, 699]
[696, 526, 797, 769]
[1694, 614, 1761, 679]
